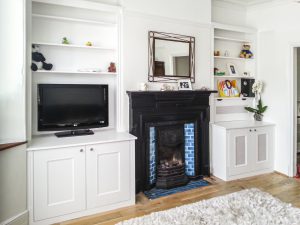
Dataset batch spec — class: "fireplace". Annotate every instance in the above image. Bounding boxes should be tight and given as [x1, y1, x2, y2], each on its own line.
[154, 124, 188, 189]
[127, 90, 216, 192]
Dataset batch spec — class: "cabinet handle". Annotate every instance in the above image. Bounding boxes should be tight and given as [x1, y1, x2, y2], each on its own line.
[249, 129, 252, 132]
[254, 129, 257, 132]
[80, 149, 84, 152]
[90, 148, 94, 151]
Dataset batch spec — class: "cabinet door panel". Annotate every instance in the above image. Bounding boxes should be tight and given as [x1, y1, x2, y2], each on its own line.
[258, 134, 267, 161]
[228, 129, 252, 176]
[33, 147, 85, 221]
[86, 141, 131, 209]
[253, 127, 274, 170]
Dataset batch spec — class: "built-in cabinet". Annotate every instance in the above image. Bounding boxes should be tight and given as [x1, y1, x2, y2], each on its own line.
[33, 146, 86, 221]
[28, 131, 136, 225]
[29, 0, 121, 134]
[86, 142, 131, 209]
[212, 121, 274, 181]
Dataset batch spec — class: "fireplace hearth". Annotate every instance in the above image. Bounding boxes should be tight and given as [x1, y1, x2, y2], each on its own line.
[127, 90, 217, 193]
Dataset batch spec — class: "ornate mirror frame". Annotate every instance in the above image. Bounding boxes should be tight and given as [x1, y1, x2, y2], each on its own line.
[148, 31, 195, 83]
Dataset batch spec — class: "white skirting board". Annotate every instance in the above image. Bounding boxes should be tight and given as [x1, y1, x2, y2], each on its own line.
[0, 210, 28, 225]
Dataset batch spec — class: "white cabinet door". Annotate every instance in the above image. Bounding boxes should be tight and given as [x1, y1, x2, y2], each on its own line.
[33, 146, 86, 221]
[86, 141, 131, 209]
[252, 127, 274, 170]
[228, 129, 252, 176]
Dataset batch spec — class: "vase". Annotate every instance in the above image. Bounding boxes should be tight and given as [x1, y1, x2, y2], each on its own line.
[254, 113, 263, 121]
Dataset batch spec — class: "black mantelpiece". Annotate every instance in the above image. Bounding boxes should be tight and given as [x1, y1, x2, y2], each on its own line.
[127, 90, 217, 193]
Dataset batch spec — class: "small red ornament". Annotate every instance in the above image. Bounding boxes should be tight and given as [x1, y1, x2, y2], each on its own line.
[108, 62, 116, 73]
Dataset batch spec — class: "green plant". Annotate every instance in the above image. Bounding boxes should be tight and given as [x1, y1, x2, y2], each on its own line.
[244, 99, 268, 115]
[62, 37, 70, 45]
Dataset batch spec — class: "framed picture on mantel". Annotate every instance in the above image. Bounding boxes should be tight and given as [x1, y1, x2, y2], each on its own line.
[177, 79, 192, 90]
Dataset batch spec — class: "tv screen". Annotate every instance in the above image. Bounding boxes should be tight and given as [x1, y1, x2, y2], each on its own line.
[38, 84, 108, 131]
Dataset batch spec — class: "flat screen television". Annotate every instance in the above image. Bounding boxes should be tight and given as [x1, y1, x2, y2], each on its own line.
[38, 84, 108, 136]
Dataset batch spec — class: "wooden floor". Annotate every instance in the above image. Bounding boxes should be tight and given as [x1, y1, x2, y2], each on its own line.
[58, 173, 300, 225]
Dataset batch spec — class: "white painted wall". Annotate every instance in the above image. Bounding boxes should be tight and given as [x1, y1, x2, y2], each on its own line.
[120, 0, 212, 130]
[0, 0, 26, 144]
[122, 0, 211, 24]
[0, 0, 28, 224]
[246, 1, 300, 175]
[212, 0, 247, 26]
[0, 145, 28, 224]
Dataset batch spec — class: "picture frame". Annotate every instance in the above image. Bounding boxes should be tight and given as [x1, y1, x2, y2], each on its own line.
[227, 63, 238, 76]
[177, 79, 192, 90]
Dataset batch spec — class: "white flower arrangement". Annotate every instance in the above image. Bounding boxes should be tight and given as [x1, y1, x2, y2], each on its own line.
[252, 80, 263, 95]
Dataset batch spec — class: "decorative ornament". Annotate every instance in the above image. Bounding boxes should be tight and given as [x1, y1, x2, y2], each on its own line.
[62, 37, 70, 45]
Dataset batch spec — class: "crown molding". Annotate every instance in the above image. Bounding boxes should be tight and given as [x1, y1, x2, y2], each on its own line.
[213, 0, 295, 12]
[247, 0, 295, 12]
[219, 0, 271, 6]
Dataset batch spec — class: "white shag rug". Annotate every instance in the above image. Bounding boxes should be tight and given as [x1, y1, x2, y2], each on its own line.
[117, 188, 300, 225]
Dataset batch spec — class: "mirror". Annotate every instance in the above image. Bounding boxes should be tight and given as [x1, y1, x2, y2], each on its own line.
[148, 31, 195, 82]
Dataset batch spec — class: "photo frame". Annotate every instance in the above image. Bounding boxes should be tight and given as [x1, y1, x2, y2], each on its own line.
[177, 79, 192, 90]
[227, 63, 238, 76]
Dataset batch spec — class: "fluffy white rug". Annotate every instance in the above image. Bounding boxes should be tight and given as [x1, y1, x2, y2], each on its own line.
[117, 188, 300, 225]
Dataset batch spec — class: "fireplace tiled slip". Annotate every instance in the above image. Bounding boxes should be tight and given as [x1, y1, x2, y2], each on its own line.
[127, 90, 216, 193]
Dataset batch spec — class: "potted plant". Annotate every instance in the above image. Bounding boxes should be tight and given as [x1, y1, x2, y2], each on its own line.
[244, 80, 268, 121]
[245, 99, 268, 121]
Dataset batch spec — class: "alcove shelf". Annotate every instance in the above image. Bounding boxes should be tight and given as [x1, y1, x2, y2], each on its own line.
[214, 75, 255, 79]
[29, 0, 121, 136]
[32, 42, 116, 51]
[33, 70, 117, 75]
[32, 13, 117, 26]
[214, 56, 255, 61]
[214, 97, 255, 100]
[212, 23, 257, 122]
[214, 36, 252, 43]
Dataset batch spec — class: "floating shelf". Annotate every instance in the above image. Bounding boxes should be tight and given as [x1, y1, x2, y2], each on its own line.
[32, 42, 116, 51]
[32, 13, 117, 26]
[214, 97, 255, 101]
[33, 70, 117, 75]
[214, 75, 255, 79]
[214, 56, 254, 61]
[214, 36, 252, 43]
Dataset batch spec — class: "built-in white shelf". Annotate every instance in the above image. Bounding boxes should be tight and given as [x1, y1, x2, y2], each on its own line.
[214, 56, 254, 61]
[214, 75, 255, 79]
[213, 22, 257, 34]
[33, 70, 117, 75]
[32, 13, 117, 26]
[214, 36, 252, 43]
[32, 0, 121, 13]
[214, 97, 254, 101]
[32, 42, 116, 51]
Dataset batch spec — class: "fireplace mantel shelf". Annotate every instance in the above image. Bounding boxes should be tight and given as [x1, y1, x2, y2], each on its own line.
[127, 90, 217, 95]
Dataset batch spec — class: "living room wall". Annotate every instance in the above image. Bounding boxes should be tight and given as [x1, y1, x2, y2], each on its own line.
[119, 0, 212, 131]
[0, 0, 28, 224]
[247, 1, 300, 176]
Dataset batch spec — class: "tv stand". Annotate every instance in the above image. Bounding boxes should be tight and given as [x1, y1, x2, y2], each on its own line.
[55, 129, 94, 138]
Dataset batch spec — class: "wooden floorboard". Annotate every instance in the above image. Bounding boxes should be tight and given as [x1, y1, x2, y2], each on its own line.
[58, 173, 300, 225]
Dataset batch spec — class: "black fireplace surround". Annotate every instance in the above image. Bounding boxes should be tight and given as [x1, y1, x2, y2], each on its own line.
[127, 90, 216, 193]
